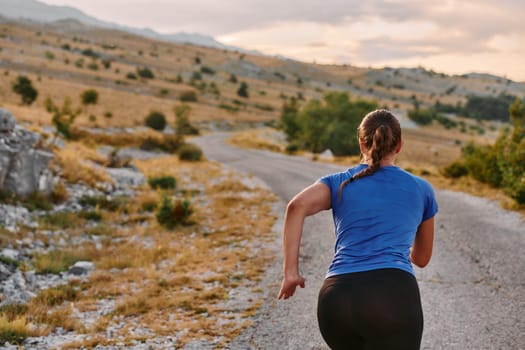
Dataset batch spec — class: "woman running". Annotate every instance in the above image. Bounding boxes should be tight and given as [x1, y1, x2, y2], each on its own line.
[278, 109, 438, 350]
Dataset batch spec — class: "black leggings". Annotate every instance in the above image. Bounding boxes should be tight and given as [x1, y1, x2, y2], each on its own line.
[317, 268, 423, 350]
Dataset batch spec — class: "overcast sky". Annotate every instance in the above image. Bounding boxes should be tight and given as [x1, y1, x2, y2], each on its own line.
[40, 0, 525, 81]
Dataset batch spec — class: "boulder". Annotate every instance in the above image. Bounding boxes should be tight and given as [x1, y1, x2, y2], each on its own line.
[0, 108, 54, 196]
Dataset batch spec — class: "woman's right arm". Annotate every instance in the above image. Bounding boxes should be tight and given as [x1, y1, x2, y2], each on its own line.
[410, 216, 435, 268]
[278, 182, 331, 299]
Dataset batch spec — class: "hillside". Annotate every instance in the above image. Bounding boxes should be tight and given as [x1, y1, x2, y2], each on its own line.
[1, 16, 524, 131]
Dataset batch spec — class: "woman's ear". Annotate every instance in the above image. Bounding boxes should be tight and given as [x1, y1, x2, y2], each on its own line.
[359, 141, 367, 155]
[395, 139, 403, 154]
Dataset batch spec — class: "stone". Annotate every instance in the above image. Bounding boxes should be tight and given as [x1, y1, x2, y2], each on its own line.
[68, 261, 95, 275]
[318, 149, 334, 161]
[0, 248, 19, 260]
[0, 108, 16, 133]
[0, 109, 54, 196]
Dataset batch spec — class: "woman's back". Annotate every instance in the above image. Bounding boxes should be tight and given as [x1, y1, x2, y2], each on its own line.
[320, 164, 437, 276]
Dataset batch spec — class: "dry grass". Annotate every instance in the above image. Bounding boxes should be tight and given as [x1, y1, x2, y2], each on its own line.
[228, 128, 284, 152]
[54, 142, 112, 186]
[0, 314, 33, 345]
[11, 149, 278, 348]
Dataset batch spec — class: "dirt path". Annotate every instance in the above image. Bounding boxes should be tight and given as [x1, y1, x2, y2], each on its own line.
[192, 133, 525, 350]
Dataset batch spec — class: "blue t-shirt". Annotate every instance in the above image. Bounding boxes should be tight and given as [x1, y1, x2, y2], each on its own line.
[319, 164, 438, 277]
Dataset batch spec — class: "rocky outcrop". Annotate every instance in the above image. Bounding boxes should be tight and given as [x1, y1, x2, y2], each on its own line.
[0, 108, 54, 196]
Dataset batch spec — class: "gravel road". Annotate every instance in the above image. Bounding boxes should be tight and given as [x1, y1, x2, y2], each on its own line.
[191, 133, 525, 350]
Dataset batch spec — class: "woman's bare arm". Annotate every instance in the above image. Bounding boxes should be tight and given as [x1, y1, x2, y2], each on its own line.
[410, 216, 435, 268]
[278, 182, 331, 299]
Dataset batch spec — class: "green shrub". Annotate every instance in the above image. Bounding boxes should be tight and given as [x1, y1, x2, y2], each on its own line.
[139, 134, 184, 153]
[144, 111, 167, 131]
[156, 196, 194, 229]
[81, 89, 98, 105]
[79, 210, 103, 221]
[285, 143, 300, 154]
[136, 67, 155, 79]
[281, 92, 377, 155]
[461, 142, 502, 186]
[174, 103, 199, 136]
[179, 90, 198, 102]
[254, 103, 274, 112]
[237, 82, 249, 98]
[219, 103, 239, 113]
[148, 176, 177, 190]
[12, 75, 38, 105]
[446, 98, 525, 204]
[407, 107, 435, 125]
[178, 143, 203, 161]
[126, 72, 137, 80]
[442, 161, 468, 178]
[49, 97, 81, 140]
[200, 66, 215, 75]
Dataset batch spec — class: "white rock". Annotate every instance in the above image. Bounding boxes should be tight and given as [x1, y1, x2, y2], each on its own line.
[68, 261, 94, 275]
[0, 248, 19, 260]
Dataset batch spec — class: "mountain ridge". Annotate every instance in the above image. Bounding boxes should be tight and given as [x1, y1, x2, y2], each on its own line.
[0, 0, 260, 54]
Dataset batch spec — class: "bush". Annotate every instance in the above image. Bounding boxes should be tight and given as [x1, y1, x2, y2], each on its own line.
[12, 75, 38, 105]
[281, 92, 377, 155]
[50, 97, 81, 139]
[137, 67, 155, 79]
[81, 89, 98, 105]
[144, 111, 167, 131]
[237, 82, 249, 98]
[140, 134, 184, 153]
[285, 143, 300, 154]
[178, 143, 203, 161]
[407, 107, 436, 126]
[179, 90, 198, 102]
[446, 98, 525, 204]
[442, 161, 468, 178]
[148, 176, 177, 190]
[200, 66, 215, 75]
[174, 104, 199, 136]
[156, 196, 194, 229]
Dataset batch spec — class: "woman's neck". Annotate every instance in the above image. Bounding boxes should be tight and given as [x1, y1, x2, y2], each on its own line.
[362, 154, 397, 167]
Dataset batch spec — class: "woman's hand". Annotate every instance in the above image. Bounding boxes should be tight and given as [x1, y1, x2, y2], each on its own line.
[277, 273, 305, 299]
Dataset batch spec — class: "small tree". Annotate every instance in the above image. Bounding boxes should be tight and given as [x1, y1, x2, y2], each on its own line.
[179, 90, 198, 102]
[12, 75, 38, 105]
[81, 89, 98, 106]
[174, 103, 199, 136]
[156, 196, 194, 229]
[237, 82, 249, 98]
[144, 111, 167, 131]
[49, 97, 81, 139]
[137, 67, 155, 79]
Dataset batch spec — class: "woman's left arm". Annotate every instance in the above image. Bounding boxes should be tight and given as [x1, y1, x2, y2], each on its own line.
[278, 182, 331, 299]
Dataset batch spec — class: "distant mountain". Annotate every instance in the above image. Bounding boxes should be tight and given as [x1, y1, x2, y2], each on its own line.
[0, 0, 255, 53]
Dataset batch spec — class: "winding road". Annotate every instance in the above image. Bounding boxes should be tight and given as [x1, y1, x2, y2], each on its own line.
[192, 133, 525, 350]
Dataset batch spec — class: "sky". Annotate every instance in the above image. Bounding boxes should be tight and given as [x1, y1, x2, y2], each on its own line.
[40, 0, 525, 82]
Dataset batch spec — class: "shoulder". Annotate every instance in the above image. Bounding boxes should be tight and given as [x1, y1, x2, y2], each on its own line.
[319, 164, 365, 186]
[393, 168, 434, 192]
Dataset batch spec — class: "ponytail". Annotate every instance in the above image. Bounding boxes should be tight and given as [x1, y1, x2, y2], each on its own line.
[337, 110, 400, 201]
